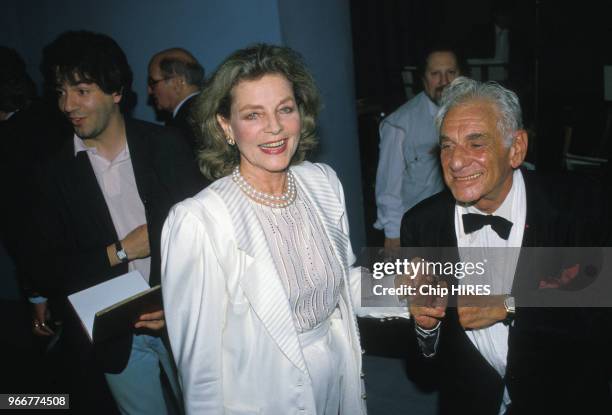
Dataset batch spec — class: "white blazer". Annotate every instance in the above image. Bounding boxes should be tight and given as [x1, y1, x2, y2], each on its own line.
[161, 162, 407, 415]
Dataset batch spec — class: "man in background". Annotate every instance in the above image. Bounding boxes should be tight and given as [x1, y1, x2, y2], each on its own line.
[148, 47, 204, 154]
[374, 45, 465, 248]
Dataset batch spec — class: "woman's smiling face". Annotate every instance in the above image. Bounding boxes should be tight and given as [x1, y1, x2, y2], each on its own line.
[217, 73, 301, 184]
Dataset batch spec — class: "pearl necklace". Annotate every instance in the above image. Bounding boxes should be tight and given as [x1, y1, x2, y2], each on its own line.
[232, 166, 297, 208]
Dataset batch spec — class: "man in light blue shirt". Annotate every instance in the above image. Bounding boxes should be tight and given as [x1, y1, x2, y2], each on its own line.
[375, 46, 464, 248]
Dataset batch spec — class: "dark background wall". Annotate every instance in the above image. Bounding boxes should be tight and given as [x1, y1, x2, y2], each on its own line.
[1, 0, 367, 248]
[350, 0, 612, 244]
[350, 0, 611, 159]
[1, 0, 284, 122]
[4, 0, 612, 249]
[279, 0, 366, 247]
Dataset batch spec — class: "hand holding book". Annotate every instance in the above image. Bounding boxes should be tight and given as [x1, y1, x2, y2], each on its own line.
[68, 271, 163, 343]
[135, 309, 165, 330]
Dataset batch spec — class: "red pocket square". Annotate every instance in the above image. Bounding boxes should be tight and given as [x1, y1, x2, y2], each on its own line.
[538, 264, 580, 289]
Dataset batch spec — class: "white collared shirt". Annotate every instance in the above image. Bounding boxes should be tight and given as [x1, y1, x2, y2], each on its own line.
[172, 92, 199, 119]
[73, 135, 151, 282]
[374, 92, 445, 238]
[453, 168, 526, 414]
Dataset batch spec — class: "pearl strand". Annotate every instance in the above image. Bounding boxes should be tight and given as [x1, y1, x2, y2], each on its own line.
[232, 166, 297, 208]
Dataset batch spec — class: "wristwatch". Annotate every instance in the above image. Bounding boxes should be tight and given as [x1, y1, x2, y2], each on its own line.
[504, 295, 516, 314]
[115, 241, 128, 263]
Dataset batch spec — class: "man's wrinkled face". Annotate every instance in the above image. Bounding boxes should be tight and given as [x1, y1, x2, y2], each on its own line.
[422, 51, 460, 105]
[439, 99, 527, 213]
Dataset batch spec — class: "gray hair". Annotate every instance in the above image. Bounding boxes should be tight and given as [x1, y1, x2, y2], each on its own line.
[434, 77, 523, 147]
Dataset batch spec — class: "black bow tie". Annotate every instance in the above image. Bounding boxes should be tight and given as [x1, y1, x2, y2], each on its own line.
[462, 213, 513, 240]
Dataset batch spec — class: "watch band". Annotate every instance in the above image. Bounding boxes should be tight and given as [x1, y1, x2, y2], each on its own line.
[503, 296, 515, 326]
[504, 296, 516, 314]
[115, 241, 128, 263]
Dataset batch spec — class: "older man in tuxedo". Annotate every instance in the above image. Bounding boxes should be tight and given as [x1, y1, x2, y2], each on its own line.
[401, 77, 612, 414]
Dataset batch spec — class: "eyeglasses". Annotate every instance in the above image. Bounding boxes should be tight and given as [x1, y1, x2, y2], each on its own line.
[147, 76, 175, 88]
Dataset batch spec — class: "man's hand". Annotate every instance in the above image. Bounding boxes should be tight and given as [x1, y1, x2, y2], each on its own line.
[122, 224, 150, 260]
[134, 309, 165, 331]
[411, 304, 446, 330]
[384, 238, 401, 249]
[402, 257, 448, 330]
[457, 295, 507, 330]
[32, 302, 55, 336]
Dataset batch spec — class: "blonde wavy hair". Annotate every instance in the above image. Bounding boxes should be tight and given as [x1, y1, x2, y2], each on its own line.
[192, 43, 321, 181]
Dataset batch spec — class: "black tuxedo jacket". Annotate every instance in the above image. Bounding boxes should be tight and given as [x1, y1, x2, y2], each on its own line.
[400, 171, 612, 414]
[167, 94, 199, 155]
[34, 118, 205, 372]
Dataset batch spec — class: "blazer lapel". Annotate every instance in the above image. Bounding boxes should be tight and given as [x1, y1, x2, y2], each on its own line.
[125, 120, 151, 207]
[72, 150, 118, 240]
[211, 177, 308, 374]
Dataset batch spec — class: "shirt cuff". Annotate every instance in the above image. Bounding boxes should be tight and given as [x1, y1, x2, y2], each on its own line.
[384, 228, 400, 239]
[415, 321, 441, 357]
[28, 296, 48, 304]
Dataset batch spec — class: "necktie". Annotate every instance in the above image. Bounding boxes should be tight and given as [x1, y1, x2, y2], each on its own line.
[462, 213, 513, 240]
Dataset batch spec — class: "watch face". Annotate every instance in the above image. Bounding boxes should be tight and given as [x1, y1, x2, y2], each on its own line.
[117, 249, 128, 261]
[505, 296, 516, 313]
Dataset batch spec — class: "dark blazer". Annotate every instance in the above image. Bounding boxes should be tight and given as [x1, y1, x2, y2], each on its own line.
[34, 118, 205, 372]
[167, 94, 199, 155]
[400, 171, 612, 415]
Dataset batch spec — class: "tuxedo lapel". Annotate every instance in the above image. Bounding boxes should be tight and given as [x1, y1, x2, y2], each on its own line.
[521, 171, 538, 247]
[512, 172, 554, 292]
[211, 176, 308, 375]
[438, 192, 458, 246]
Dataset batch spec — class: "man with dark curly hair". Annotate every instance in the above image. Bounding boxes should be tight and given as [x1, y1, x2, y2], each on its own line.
[33, 30, 203, 414]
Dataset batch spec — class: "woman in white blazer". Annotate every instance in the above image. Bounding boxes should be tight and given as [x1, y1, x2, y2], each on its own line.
[161, 44, 409, 415]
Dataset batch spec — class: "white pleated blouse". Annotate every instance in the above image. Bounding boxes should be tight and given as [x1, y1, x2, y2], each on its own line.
[251, 183, 343, 333]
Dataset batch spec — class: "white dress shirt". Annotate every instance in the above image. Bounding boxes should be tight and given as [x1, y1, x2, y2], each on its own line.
[375, 92, 445, 238]
[172, 92, 199, 119]
[454, 168, 526, 414]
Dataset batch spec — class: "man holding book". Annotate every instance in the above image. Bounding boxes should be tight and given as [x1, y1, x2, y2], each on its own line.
[31, 31, 203, 414]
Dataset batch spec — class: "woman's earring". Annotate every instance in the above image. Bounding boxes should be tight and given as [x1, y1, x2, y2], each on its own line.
[227, 137, 235, 146]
